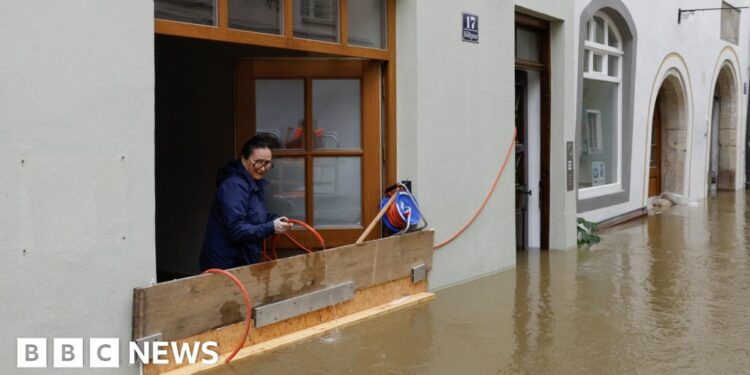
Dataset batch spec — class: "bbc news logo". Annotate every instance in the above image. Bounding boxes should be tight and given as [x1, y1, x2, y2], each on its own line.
[17, 338, 219, 368]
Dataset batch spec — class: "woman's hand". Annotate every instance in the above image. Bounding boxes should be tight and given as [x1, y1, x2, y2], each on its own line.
[273, 217, 294, 234]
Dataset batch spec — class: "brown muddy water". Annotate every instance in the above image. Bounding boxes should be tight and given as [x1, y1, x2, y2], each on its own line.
[207, 191, 750, 374]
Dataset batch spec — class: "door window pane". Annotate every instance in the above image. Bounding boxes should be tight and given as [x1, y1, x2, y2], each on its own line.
[608, 55, 619, 77]
[607, 26, 619, 48]
[229, 0, 283, 34]
[593, 16, 605, 44]
[515, 28, 539, 62]
[348, 0, 386, 49]
[255, 80, 305, 149]
[264, 158, 306, 221]
[312, 80, 361, 149]
[579, 79, 619, 188]
[155, 0, 215, 25]
[314, 157, 361, 226]
[592, 54, 603, 73]
[294, 0, 339, 42]
[584, 50, 590, 72]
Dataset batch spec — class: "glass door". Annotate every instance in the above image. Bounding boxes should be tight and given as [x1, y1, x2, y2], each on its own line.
[236, 59, 381, 248]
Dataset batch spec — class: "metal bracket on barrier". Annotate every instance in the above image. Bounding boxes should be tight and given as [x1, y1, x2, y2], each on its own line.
[252, 282, 355, 328]
[133, 332, 163, 364]
[411, 263, 426, 283]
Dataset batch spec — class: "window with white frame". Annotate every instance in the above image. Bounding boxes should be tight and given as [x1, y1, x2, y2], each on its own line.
[578, 13, 623, 196]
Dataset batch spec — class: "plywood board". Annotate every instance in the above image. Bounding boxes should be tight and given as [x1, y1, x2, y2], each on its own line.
[133, 230, 434, 342]
[145, 277, 431, 375]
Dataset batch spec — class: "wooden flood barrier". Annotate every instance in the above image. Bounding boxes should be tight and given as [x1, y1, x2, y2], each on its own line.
[132, 230, 435, 374]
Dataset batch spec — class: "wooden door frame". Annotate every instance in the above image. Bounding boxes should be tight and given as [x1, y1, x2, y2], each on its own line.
[515, 70, 529, 249]
[649, 102, 662, 196]
[235, 59, 382, 248]
[515, 12, 551, 249]
[155, 0, 398, 194]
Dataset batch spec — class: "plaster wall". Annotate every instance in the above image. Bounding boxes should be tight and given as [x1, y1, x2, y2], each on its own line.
[0, 1, 155, 374]
[397, 0, 575, 290]
[576, 0, 750, 223]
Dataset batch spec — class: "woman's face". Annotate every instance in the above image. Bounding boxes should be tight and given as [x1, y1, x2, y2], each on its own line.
[242, 147, 273, 180]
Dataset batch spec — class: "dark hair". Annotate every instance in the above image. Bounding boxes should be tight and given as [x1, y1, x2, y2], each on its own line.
[240, 134, 278, 159]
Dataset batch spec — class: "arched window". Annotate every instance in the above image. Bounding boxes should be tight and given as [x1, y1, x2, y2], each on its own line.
[578, 12, 624, 197]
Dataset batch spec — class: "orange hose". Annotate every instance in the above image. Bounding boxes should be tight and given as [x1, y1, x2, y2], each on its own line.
[286, 219, 326, 249]
[283, 232, 313, 253]
[202, 268, 252, 363]
[385, 194, 411, 230]
[434, 128, 518, 250]
[266, 219, 326, 259]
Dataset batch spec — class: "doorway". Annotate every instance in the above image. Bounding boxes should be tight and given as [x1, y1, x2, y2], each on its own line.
[709, 64, 739, 191]
[515, 13, 550, 249]
[710, 96, 721, 191]
[649, 72, 688, 197]
[648, 102, 662, 196]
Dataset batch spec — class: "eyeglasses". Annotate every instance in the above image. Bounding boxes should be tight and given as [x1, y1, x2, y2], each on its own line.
[250, 159, 274, 170]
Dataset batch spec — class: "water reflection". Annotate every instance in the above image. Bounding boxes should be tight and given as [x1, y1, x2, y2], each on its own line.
[205, 191, 750, 374]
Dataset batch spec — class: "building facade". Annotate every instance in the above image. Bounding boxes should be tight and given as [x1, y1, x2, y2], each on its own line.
[0, 1, 747, 373]
[575, 0, 749, 223]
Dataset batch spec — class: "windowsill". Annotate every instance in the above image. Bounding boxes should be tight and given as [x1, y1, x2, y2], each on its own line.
[583, 72, 619, 83]
[578, 183, 623, 199]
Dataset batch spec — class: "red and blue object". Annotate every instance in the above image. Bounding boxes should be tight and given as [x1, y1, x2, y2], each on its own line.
[380, 183, 427, 234]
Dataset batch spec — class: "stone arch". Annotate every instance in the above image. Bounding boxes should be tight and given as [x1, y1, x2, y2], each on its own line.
[644, 54, 694, 202]
[655, 72, 689, 194]
[707, 51, 742, 191]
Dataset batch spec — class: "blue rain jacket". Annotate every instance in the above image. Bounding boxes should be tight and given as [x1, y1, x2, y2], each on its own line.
[200, 160, 277, 270]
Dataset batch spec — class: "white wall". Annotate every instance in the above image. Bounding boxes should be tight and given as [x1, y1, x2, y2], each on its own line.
[576, 0, 750, 223]
[0, 1, 155, 374]
[397, 0, 575, 289]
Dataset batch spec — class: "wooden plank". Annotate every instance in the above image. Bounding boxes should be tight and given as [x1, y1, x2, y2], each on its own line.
[165, 293, 435, 375]
[146, 277, 432, 375]
[133, 230, 434, 342]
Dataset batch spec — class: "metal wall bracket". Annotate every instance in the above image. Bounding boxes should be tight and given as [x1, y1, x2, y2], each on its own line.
[133, 332, 163, 364]
[252, 282, 355, 328]
[411, 263, 426, 283]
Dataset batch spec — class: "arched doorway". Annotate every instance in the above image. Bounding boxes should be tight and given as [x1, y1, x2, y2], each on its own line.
[649, 72, 688, 196]
[709, 64, 739, 191]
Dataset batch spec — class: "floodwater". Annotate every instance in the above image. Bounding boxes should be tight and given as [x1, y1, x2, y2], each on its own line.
[208, 191, 750, 374]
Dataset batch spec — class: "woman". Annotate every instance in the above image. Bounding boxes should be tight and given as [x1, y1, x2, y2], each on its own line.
[200, 135, 293, 270]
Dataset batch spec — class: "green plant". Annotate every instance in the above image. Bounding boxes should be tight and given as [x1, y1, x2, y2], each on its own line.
[577, 217, 601, 245]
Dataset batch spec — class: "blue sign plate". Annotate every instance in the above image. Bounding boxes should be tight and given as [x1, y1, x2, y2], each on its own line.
[462, 12, 479, 43]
